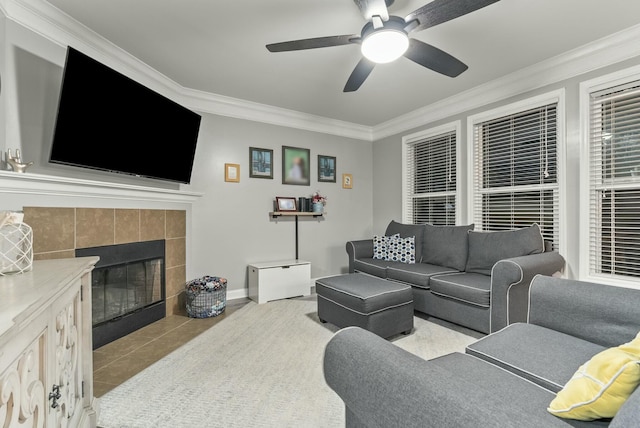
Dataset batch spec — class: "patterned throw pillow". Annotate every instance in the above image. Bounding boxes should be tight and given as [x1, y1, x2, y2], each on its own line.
[387, 235, 416, 264]
[372, 235, 389, 260]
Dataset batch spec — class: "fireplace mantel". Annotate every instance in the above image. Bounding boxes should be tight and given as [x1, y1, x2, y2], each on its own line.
[0, 170, 203, 203]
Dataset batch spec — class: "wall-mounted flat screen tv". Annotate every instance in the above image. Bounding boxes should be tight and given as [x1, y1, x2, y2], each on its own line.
[50, 46, 202, 184]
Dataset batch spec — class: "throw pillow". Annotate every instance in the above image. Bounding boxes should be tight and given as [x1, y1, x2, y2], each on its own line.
[386, 235, 416, 264]
[372, 234, 397, 260]
[385, 221, 425, 262]
[422, 224, 474, 271]
[465, 223, 544, 275]
[548, 331, 640, 421]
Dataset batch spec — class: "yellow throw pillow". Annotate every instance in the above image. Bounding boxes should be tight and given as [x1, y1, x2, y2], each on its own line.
[548, 332, 640, 421]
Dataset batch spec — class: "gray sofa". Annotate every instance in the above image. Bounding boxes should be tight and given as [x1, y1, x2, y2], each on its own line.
[324, 275, 640, 427]
[346, 221, 566, 333]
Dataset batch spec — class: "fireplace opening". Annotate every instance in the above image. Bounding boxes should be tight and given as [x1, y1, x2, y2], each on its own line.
[76, 240, 166, 349]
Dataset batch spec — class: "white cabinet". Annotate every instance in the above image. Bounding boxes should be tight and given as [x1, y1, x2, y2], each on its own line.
[0, 257, 99, 428]
[248, 260, 311, 304]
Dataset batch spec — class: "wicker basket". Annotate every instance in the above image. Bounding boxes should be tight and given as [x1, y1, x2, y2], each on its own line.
[185, 276, 227, 318]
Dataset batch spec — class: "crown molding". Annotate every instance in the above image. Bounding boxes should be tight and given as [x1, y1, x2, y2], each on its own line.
[181, 87, 372, 141]
[372, 23, 640, 140]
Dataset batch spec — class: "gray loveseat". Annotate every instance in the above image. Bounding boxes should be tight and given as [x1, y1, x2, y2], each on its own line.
[347, 221, 565, 333]
[324, 275, 640, 427]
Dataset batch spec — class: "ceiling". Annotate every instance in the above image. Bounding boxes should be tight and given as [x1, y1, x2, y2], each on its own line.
[45, 0, 640, 127]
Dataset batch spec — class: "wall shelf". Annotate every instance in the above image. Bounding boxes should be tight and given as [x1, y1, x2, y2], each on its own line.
[269, 211, 325, 259]
[270, 211, 324, 218]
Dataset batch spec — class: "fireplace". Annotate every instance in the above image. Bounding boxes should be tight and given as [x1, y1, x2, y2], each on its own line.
[77, 240, 166, 349]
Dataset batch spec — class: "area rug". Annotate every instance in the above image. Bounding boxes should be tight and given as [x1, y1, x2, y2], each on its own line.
[97, 295, 480, 428]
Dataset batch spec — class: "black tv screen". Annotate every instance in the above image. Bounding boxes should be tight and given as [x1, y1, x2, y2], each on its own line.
[50, 47, 201, 184]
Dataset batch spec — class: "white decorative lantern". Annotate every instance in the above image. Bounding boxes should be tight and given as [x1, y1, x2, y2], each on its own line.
[0, 211, 34, 275]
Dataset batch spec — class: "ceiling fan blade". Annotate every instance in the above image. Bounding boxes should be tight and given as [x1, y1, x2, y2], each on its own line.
[405, 0, 500, 33]
[403, 38, 468, 77]
[353, 0, 390, 21]
[266, 35, 358, 52]
[344, 58, 376, 92]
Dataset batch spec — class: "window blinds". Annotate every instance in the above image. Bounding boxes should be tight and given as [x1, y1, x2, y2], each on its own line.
[589, 80, 640, 279]
[405, 131, 457, 225]
[473, 104, 559, 248]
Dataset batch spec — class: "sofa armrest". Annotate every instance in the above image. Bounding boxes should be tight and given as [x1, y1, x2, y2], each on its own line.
[611, 385, 640, 427]
[345, 239, 373, 273]
[490, 251, 565, 333]
[528, 275, 640, 347]
[324, 327, 499, 428]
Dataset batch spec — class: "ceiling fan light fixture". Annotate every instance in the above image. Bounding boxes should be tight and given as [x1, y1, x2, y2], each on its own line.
[361, 29, 409, 63]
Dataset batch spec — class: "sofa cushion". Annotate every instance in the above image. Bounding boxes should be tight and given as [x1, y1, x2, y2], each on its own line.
[387, 235, 416, 264]
[548, 331, 640, 421]
[529, 275, 640, 348]
[385, 220, 424, 262]
[428, 272, 491, 308]
[353, 258, 388, 278]
[428, 353, 608, 428]
[422, 223, 474, 271]
[466, 323, 607, 393]
[465, 223, 544, 275]
[386, 262, 458, 289]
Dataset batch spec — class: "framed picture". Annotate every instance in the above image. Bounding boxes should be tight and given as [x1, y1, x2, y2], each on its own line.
[318, 155, 337, 183]
[249, 147, 273, 179]
[342, 173, 353, 189]
[225, 163, 240, 182]
[282, 146, 310, 186]
[276, 196, 297, 212]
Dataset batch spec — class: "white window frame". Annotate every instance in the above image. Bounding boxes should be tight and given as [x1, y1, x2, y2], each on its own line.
[402, 121, 462, 225]
[579, 64, 640, 289]
[467, 89, 566, 256]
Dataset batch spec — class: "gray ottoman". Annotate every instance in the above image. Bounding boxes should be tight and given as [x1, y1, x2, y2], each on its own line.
[316, 273, 414, 338]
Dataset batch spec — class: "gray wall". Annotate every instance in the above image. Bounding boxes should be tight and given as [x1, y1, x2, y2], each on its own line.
[189, 115, 372, 290]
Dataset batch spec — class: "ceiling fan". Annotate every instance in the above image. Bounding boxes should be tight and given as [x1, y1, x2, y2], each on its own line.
[266, 0, 500, 92]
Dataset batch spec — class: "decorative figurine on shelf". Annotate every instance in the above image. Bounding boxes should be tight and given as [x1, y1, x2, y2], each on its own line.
[311, 191, 327, 213]
[6, 149, 33, 173]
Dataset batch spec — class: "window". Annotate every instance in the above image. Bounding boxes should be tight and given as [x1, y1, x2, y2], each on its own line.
[586, 78, 640, 281]
[469, 93, 562, 250]
[403, 123, 459, 225]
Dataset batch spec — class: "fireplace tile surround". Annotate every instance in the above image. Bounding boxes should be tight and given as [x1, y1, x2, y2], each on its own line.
[22, 207, 187, 316]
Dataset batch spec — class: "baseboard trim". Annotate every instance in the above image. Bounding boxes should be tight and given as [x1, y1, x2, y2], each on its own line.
[228, 276, 338, 302]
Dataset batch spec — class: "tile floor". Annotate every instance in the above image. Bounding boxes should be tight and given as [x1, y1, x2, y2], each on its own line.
[93, 298, 250, 397]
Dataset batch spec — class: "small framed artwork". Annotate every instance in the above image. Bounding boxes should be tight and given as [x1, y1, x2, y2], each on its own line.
[276, 196, 297, 212]
[342, 173, 353, 189]
[282, 146, 310, 186]
[318, 155, 337, 183]
[249, 147, 273, 179]
[225, 163, 240, 182]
